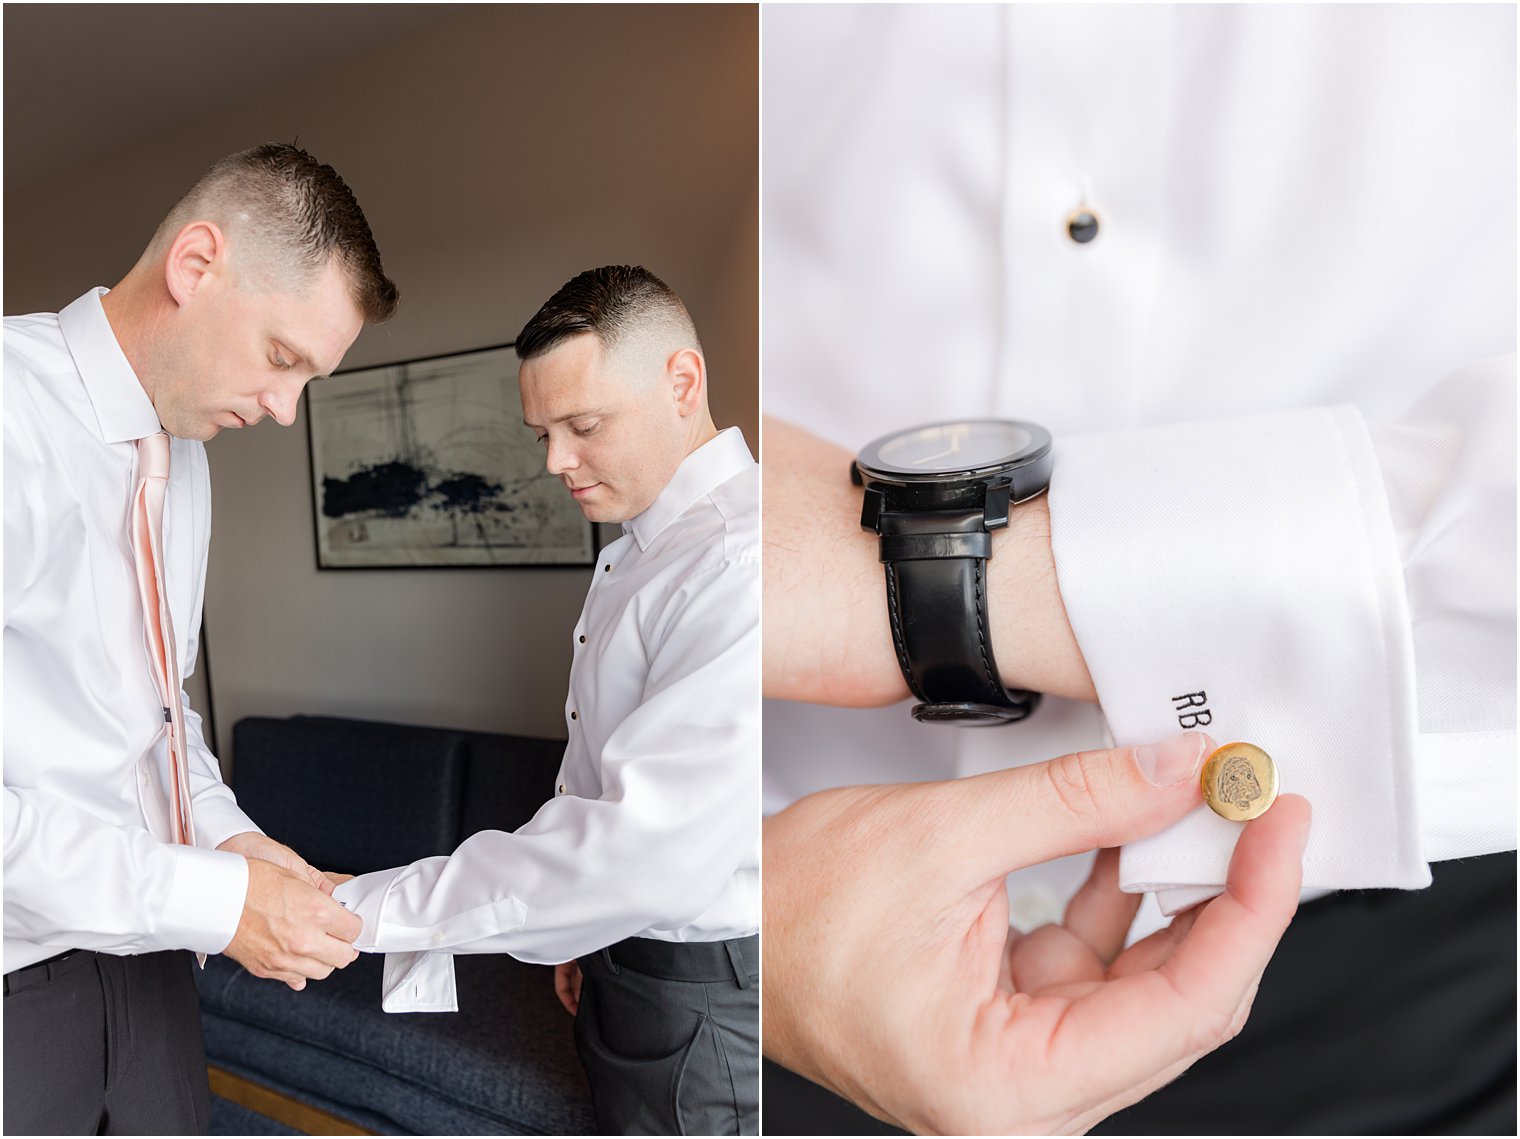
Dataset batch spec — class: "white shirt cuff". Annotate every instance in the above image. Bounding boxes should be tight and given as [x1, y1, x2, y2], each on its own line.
[334, 871, 464, 1014]
[1048, 405, 1432, 904]
[160, 845, 249, 954]
[378, 951, 458, 1013]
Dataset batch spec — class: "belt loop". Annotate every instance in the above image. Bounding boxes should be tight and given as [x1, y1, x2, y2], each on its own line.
[600, 946, 621, 975]
[724, 939, 750, 989]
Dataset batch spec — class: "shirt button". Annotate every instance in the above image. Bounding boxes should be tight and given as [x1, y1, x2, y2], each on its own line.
[1201, 742, 1279, 821]
[603, 563, 613, 573]
[431, 932, 444, 946]
[578, 635, 586, 644]
[570, 711, 578, 721]
[558, 784, 566, 795]
[1066, 209, 1100, 244]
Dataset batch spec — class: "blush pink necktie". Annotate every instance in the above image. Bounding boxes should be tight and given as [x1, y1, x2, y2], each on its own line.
[131, 432, 197, 851]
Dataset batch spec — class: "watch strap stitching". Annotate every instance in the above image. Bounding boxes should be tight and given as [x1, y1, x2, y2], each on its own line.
[882, 561, 928, 703]
[972, 557, 999, 690]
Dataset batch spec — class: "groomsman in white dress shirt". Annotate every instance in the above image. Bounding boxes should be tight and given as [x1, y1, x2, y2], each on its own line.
[4, 143, 397, 1134]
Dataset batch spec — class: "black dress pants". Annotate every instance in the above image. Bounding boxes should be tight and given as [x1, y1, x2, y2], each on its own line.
[762, 852, 1517, 1136]
[2, 949, 211, 1135]
[576, 935, 760, 1135]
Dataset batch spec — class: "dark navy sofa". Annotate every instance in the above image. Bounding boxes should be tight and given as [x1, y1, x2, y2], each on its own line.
[196, 715, 596, 1135]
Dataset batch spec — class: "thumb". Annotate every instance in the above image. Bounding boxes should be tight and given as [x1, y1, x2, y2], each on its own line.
[934, 731, 1213, 886]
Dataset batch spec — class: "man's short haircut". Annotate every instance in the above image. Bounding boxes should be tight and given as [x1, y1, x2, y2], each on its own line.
[515, 265, 700, 363]
[150, 142, 398, 323]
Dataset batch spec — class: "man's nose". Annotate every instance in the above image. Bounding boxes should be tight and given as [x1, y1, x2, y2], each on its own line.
[545, 435, 578, 476]
[258, 378, 304, 428]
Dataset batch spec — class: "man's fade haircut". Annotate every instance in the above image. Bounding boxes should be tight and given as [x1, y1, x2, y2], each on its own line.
[149, 142, 399, 323]
[514, 265, 701, 364]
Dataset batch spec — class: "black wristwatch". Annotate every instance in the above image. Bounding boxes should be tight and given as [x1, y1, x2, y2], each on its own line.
[851, 419, 1053, 725]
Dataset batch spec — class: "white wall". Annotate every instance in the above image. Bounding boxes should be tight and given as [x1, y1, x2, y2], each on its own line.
[4, 5, 758, 763]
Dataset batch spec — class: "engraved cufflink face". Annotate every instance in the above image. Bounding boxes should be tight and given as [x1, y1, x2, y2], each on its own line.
[1202, 742, 1279, 821]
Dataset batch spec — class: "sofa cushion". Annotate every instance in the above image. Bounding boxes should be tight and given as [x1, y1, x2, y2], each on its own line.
[198, 953, 594, 1136]
[460, 734, 566, 838]
[231, 716, 470, 875]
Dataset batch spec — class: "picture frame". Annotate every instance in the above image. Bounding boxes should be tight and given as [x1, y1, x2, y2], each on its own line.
[306, 343, 596, 569]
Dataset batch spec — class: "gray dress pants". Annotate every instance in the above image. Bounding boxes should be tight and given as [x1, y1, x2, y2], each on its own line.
[575, 935, 759, 1135]
[3, 949, 211, 1135]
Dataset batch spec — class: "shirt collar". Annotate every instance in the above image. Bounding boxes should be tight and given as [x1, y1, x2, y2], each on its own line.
[623, 426, 756, 551]
[56, 287, 162, 444]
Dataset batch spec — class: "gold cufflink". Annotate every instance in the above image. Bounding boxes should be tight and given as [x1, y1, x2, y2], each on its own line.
[1201, 742, 1279, 821]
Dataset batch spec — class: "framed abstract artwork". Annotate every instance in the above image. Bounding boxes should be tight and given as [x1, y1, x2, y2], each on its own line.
[306, 343, 596, 569]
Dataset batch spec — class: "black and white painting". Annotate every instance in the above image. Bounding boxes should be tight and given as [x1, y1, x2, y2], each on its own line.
[307, 345, 595, 569]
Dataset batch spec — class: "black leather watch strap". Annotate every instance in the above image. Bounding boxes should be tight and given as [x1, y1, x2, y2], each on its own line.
[878, 510, 1041, 725]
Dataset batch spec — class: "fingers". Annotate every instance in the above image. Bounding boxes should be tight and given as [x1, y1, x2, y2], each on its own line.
[1006, 924, 1105, 992]
[304, 930, 363, 972]
[1062, 848, 1140, 965]
[1074, 967, 1265, 1134]
[257, 931, 361, 981]
[1157, 794, 1310, 1033]
[323, 871, 355, 889]
[229, 860, 364, 984]
[553, 962, 579, 1016]
[315, 891, 363, 943]
[220, 832, 333, 895]
[1036, 796, 1308, 1100]
[1108, 905, 1202, 979]
[934, 732, 1213, 886]
[288, 854, 330, 894]
[290, 879, 363, 947]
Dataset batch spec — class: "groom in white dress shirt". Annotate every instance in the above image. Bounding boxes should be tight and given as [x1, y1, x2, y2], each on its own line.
[333, 266, 760, 1135]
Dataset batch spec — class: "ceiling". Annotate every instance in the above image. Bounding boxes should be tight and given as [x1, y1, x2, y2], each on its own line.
[3, 4, 461, 191]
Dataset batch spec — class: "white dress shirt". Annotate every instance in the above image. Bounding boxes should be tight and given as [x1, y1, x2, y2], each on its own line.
[4, 288, 255, 974]
[762, 4, 1515, 937]
[335, 427, 760, 1012]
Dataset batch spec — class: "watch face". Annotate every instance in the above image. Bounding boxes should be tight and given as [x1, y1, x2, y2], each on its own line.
[858, 419, 1050, 480]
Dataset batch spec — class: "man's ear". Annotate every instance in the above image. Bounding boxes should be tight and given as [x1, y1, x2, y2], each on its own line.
[164, 221, 226, 308]
[667, 348, 706, 417]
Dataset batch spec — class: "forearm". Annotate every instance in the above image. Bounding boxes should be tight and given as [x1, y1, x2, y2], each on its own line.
[762, 415, 1094, 706]
[337, 810, 754, 966]
[4, 786, 248, 959]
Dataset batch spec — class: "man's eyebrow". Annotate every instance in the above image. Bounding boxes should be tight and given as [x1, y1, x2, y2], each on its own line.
[522, 408, 608, 428]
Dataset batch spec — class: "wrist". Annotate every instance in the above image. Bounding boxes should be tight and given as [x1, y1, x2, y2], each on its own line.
[987, 493, 1095, 702]
[761, 415, 1094, 708]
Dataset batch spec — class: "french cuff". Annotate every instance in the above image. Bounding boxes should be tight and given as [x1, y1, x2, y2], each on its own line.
[329, 868, 459, 1011]
[379, 952, 458, 1013]
[1048, 405, 1431, 912]
[159, 845, 249, 954]
[331, 869, 400, 951]
[332, 867, 529, 955]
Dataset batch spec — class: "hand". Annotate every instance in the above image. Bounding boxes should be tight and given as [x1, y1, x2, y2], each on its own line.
[554, 960, 584, 1016]
[223, 858, 363, 991]
[763, 732, 1311, 1135]
[218, 831, 334, 895]
[761, 416, 1095, 706]
[323, 871, 354, 888]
